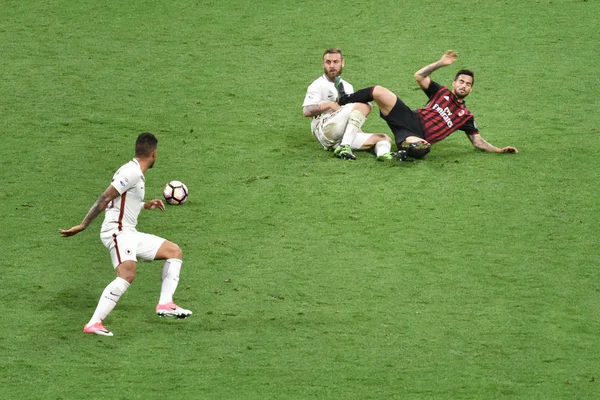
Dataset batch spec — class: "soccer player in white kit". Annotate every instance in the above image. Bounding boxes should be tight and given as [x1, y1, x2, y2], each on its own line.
[60, 132, 192, 337]
[302, 48, 394, 160]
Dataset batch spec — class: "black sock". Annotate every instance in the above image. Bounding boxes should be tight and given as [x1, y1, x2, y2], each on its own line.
[339, 87, 375, 105]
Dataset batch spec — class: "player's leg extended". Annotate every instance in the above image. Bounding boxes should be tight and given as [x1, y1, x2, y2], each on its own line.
[340, 102, 370, 146]
[153, 240, 192, 318]
[83, 260, 136, 337]
[335, 102, 372, 159]
[348, 131, 393, 160]
[321, 106, 356, 160]
[338, 86, 399, 116]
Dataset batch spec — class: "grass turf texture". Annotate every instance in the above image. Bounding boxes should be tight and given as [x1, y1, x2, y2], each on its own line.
[2, 0, 600, 398]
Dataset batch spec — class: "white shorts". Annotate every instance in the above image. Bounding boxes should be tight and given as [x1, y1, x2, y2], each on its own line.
[312, 104, 371, 150]
[100, 230, 166, 268]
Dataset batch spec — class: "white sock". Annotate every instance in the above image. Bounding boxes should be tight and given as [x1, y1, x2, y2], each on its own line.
[159, 258, 182, 305]
[340, 110, 366, 147]
[374, 140, 392, 156]
[87, 277, 130, 325]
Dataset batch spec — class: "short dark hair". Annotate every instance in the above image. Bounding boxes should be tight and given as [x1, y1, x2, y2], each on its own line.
[135, 132, 158, 157]
[323, 48, 343, 59]
[455, 69, 475, 84]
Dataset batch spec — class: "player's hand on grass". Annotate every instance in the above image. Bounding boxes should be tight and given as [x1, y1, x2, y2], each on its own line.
[440, 50, 458, 66]
[144, 199, 166, 211]
[59, 225, 85, 237]
[501, 146, 518, 153]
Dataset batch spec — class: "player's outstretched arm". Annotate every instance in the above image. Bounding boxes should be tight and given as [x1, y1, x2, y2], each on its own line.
[144, 199, 166, 211]
[59, 185, 120, 237]
[414, 50, 458, 90]
[467, 133, 519, 153]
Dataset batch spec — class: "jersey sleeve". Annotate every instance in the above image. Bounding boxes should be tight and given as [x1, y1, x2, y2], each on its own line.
[460, 116, 479, 135]
[111, 167, 140, 195]
[302, 81, 321, 107]
[423, 80, 443, 99]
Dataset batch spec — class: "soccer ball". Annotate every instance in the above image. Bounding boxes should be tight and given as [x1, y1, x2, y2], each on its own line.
[163, 180, 188, 205]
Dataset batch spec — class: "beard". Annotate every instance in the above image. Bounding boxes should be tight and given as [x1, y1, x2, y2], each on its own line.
[324, 66, 343, 81]
[454, 90, 468, 100]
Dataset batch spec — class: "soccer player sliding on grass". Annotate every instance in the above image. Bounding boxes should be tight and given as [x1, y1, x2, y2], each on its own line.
[337, 50, 518, 159]
[302, 48, 395, 161]
[60, 132, 192, 337]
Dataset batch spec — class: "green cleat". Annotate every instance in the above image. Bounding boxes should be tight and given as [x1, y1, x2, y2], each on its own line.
[376, 152, 394, 161]
[377, 151, 407, 162]
[333, 144, 356, 160]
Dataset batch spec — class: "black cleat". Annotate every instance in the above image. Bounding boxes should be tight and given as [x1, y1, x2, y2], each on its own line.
[391, 150, 408, 161]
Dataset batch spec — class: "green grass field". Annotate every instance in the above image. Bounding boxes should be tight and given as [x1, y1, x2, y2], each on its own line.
[2, 0, 600, 398]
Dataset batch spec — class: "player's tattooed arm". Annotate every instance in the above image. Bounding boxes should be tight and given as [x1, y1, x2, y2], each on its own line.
[60, 185, 120, 237]
[303, 102, 340, 117]
[414, 50, 458, 89]
[414, 63, 441, 89]
[467, 133, 519, 153]
[81, 186, 119, 228]
[302, 104, 320, 117]
[416, 63, 442, 78]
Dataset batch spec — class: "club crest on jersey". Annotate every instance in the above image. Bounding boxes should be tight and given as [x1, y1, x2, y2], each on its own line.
[458, 110, 465, 117]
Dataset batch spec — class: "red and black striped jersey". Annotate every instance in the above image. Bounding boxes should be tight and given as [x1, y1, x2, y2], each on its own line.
[416, 81, 478, 144]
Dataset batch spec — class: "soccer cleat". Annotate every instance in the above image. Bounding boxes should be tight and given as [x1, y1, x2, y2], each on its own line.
[156, 302, 193, 318]
[334, 76, 347, 101]
[333, 144, 356, 160]
[391, 150, 408, 161]
[401, 141, 431, 159]
[376, 152, 394, 161]
[83, 321, 114, 337]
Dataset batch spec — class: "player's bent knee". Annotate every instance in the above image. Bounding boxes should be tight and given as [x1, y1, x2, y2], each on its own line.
[372, 85, 392, 98]
[380, 134, 392, 143]
[352, 102, 372, 115]
[156, 240, 182, 260]
[116, 261, 137, 283]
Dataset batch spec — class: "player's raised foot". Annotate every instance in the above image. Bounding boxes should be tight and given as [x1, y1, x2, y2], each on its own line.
[333, 144, 356, 160]
[156, 302, 193, 318]
[334, 76, 347, 101]
[83, 321, 113, 337]
[391, 150, 408, 161]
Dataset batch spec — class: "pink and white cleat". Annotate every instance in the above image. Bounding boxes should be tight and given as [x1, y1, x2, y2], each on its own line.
[83, 321, 114, 336]
[156, 302, 193, 318]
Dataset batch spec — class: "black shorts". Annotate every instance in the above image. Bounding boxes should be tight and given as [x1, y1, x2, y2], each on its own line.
[381, 96, 425, 147]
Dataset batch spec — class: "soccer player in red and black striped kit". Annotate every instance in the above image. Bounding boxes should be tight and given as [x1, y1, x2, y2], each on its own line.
[337, 50, 518, 159]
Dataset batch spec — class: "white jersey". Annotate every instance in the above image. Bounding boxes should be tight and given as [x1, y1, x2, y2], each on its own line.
[302, 74, 354, 133]
[101, 158, 145, 235]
